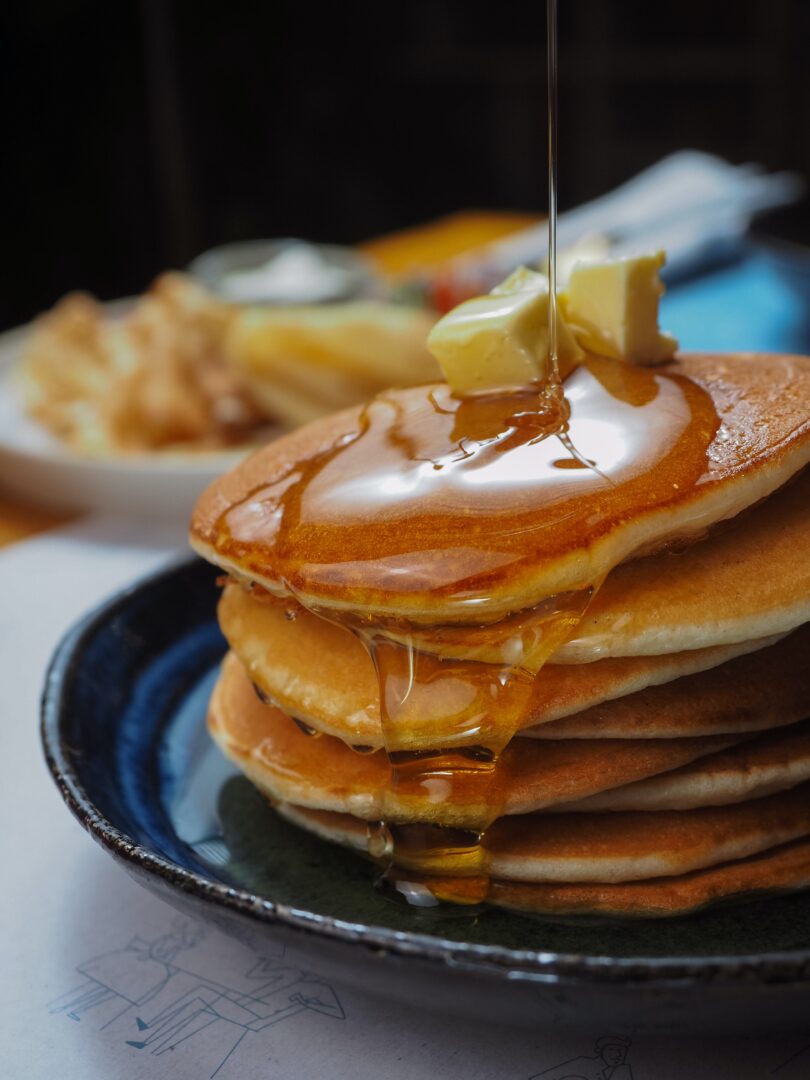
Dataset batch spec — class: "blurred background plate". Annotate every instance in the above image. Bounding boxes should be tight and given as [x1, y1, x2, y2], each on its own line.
[188, 238, 378, 305]
[0, 321, 254, 518]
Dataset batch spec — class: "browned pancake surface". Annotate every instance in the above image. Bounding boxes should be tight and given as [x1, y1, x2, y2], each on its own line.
[530, 625, 810, 740]
[279, 799, 810, 916]
[556, 465, 810, 661]
[276, 783, 810, 884]
[489, 839, 810, 918]
[563, 719, 810, 812]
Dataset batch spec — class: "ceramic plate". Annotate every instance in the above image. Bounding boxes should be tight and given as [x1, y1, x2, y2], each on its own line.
[0, 320, 255, 518]
[41, 560, 810, 1033]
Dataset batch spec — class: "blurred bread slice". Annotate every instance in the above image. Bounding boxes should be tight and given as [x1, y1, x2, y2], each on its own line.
[226, 301, 438, 428]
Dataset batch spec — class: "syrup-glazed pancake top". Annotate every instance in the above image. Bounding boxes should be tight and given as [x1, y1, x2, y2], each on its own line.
[191, 354, 810, 622]
[360, 464, 810, 663]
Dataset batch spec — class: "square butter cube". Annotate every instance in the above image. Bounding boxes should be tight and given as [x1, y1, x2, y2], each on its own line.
[562, 251, 678, 364]
[427, 268, 582, 395]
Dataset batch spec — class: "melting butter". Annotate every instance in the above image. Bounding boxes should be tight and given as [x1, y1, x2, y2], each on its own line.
[427, 267, 583, 396]
[561, 250, 678, 365]
[428, 254, 679, 398]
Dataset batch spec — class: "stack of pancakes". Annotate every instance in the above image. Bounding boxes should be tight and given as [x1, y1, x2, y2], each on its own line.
[191, 353, 810, 918]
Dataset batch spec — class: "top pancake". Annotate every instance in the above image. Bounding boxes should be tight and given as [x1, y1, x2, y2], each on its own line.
[191, 353, 810, 623]
[378, 465, 809, 664]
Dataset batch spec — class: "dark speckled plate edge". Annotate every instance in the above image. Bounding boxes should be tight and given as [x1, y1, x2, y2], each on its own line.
[40, 558, 810, 991]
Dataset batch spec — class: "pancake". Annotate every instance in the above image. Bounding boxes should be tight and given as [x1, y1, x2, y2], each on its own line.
[554, 465, 810, 662]
[218, 581, 793, 746]
[276, 780, 810, 883]
[488, 839, 810, 918]
[527, 625, 810, 740]
[209, 651, 742, 825]
[191, 354, 810, 624]
[276, 805, 810, 915]
[559, 719, 810, 812]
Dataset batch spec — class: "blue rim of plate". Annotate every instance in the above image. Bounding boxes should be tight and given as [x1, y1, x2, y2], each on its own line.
[40, 558, 810, 989]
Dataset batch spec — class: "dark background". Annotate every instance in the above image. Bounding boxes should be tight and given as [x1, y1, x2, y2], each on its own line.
[3, 0, 809, 330]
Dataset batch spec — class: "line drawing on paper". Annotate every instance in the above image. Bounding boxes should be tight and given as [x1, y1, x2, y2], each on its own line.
[48, 918, 345, 1078]
[772, 1038, 810, 1076]
[530, 1033, 634, 1080]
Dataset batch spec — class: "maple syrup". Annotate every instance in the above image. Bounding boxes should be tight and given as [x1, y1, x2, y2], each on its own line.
[546, 0, 560, 379]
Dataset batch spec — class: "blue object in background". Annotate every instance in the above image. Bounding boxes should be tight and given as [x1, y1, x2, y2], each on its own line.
[663, 251, 810, 354]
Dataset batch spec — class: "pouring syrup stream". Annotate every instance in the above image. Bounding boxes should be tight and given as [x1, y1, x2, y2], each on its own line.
[364, 0, 576, 908]
[546, 0, 559, 380]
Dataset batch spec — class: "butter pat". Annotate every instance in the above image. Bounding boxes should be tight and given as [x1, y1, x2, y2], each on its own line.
[560, 251, 678, 364]
[427, 267, 583, 395]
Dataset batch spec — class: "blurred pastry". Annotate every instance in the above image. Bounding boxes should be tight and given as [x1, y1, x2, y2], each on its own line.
[225, 301, 439, 428]
[20, 273, 264, 454]
[19, 277, 438, 453]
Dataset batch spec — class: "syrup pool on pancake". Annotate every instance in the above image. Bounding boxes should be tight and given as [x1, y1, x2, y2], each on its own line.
[217, 356, 717, 608]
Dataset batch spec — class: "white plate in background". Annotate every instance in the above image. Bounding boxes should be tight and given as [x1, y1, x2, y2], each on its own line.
[0, 320, 257, 519]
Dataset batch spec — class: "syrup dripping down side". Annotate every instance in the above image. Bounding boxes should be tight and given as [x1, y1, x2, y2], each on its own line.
[358, 582, 595, 907]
